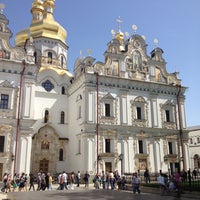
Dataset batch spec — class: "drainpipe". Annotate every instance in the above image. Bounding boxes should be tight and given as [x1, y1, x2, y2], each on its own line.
[13, 59, 26, 174]
[176, 84, 186, 171]
[95, 72, 99, 174]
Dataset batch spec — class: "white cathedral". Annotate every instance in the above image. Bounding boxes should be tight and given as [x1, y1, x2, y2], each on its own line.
[0, 0, 189, 179]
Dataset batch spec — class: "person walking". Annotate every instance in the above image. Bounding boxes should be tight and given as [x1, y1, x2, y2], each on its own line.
[1, 173, 8, 192]
[48, 173, 53, 190]
[29, 174, 35, 191]
[157, 173, 167, 195]
[83, 171, 90, 187]
[62, 171, 68, 190]
[36, 173, 41, 191]
[132, 173, 141, 194]
[144, 169, 150, 183]
[174, 169, 181, 198]
[101, 171, 106, 189]
[5, 174, 12, 193]
[70, 172, 75, 190]
[76, 171, 81, 187]
[110, 171, 115, 190]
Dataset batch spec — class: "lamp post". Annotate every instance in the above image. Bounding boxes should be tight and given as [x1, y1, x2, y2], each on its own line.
[14, 60, 26, 175]
[119, 153, 123, 176]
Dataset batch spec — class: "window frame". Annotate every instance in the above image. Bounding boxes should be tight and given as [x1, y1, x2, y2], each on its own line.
[59, 148, 64, 161]
[60, 111, 65, 124]
[0, 94, 9, 109]
[168, 141, 173, 154]
[105, 139, 111, 153]
[0, 136, 5, 152]
[138, 140, 143, 154]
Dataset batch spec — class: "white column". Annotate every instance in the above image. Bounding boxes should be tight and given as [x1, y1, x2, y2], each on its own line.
[86, 138, 95, 173]
[148, 140, 155, 172]
[184, 143, 190, 170]
[154, 140, 162, 173]
[88, 92, 94, 122]
[121, 96, 128, 124]
[180, 102, 186, 129]
[23, 85, 32, 117]
[128, 138, 134, 172]
[17, 134, 32, 174]
[122, 140, 128, 173]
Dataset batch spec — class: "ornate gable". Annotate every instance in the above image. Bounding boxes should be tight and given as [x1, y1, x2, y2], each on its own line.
[102, 93, 115, 100]
[0, 80, 13, 88]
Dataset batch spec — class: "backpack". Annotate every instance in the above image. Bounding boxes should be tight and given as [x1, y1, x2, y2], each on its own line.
[60, 175, 64, 184]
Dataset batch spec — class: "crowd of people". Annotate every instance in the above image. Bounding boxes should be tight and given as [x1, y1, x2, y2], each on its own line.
[1, 168, 199, 195]
[0, 170, 140, 194]
[156, 168, 200, 197]
[92, 170, 141, 194]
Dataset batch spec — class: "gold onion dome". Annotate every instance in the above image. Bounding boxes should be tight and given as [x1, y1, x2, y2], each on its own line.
[15, 0, 67, 47]
[115, 31, 124, 44]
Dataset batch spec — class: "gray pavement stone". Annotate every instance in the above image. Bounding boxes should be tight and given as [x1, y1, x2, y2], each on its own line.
[1, 184, 199, 200]
[5, 187, 194, 200]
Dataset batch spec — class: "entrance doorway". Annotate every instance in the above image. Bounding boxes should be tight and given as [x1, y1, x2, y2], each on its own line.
[105, 162, 112, 172]
[39, 159, 49, 173]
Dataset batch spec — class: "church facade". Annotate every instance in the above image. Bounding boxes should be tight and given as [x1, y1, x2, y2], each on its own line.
[0, 0, 189, 179]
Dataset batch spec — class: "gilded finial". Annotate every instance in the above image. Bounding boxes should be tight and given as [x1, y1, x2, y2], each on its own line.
[125, 32, 129, 39]
[132, 24, 138, 34]
[154, 38, 159, 47]
[116, 16, 122, 32]
[0, 4, 5, 14]
[115, 16, 124, 44]
[87, 48, 92, 56]
[80, 50, 83, 58]
[111, 29, 116, 38]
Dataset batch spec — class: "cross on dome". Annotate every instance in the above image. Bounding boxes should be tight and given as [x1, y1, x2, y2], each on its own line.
[116, 16, 123, 32]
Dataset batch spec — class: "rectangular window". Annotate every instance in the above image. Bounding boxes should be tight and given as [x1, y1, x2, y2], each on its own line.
[165, 110, 170, 122]
[137, 107, 142, 119]
[105, 139, 111, 153]
[78, 105, 81, 119]
[168, 142, 173, 154]
[150, 66, 155, 76]
[78, 140, 81, 154]
[138, 140, 143, 154]
[190, 138, 193, 144]
[0, 94, 9, 109]
[60, 111, 65, 124]
[0, 136, 5, 152]
[105, 103, 110, 117]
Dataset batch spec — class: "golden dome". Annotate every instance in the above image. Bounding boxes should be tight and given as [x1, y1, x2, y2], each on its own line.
[31, 0, 44, 22]
[116, 31, 124, 44]
[15, 0, 67, 46]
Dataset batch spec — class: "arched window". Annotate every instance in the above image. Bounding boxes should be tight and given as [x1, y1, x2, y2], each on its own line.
[194, 154, 200, 169]
[59, 148, 63, 161]
[44, 110, 49, 123]
[34, 52, 37, 64]
[190, 138, 193, 144]
[61, 56, 64, 67]
[60, 111, 65, 124]
[61, 86, 65, 95]
[47, 52, 53, 64]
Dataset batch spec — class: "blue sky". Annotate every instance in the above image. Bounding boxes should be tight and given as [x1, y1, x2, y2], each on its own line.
[1, 0, 200, 127]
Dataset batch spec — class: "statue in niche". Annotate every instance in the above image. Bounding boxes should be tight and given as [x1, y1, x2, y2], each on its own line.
[41, 138, 49, 150]
[41, 134, 49, 150]
[132, 51, 142, 71]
